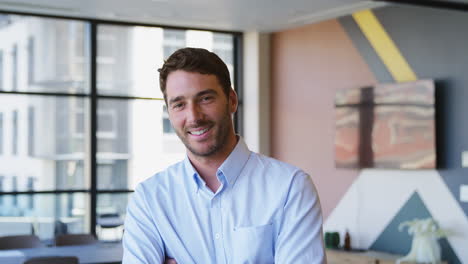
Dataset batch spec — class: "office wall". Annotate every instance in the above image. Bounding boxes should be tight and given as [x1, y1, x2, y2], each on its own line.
[271, 5, 468, 264]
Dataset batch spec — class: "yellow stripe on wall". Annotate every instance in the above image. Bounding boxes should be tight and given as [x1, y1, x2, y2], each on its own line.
[352, 10, 417, 82]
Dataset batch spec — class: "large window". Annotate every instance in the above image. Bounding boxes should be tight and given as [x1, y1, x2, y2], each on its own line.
[0, 12, 241, 241]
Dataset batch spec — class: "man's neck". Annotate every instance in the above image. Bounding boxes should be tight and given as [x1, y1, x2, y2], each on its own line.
[188, 135, 238, 192]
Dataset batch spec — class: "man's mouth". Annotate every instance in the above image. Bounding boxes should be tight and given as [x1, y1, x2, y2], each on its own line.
[188, 127, 210, 136]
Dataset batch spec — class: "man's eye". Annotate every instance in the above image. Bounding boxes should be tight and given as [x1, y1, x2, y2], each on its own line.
[201, 96, 213, 102]
[172, 103, 184, 109]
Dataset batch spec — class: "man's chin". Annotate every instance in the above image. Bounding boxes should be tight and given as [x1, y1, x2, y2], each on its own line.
[186, 143, 219, 158]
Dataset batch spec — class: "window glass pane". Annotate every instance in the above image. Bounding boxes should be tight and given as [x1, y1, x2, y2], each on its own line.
[163, 29, 186, 59]
[0, 193, 90, 240]
[0, 95, 89, 191]
[213, 33, 234, 66]
[0, 14, 90, 93]
[96, 193, 130, 241]
[97, 24, 164, 98]
[97, 25, 236, 98]
[97, 99, 185, 190]
[162, 105, 175, 134]
[213, 33, 234, 87]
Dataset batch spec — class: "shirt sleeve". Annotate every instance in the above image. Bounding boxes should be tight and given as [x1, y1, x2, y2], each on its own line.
[122, 184, 165, 264]
[274, 171, 326, 264]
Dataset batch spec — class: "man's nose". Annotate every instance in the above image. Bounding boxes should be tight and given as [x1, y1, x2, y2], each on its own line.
[186, 103, 204, 123]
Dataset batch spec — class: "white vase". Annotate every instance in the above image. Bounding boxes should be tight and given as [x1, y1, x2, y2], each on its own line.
[398, 234, 441, 264]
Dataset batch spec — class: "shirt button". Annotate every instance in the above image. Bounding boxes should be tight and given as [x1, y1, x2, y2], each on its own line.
[215, 233, 220, 239]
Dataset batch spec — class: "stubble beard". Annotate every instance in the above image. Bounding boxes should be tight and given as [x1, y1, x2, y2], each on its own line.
[176, 105, 233, 158]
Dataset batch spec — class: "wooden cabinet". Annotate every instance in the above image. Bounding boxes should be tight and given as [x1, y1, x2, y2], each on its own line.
[326, 249, 448, 264]
[327, 249, 395, 264]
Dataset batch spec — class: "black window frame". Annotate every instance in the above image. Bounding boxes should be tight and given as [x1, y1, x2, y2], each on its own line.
[0, 9, 243, 237]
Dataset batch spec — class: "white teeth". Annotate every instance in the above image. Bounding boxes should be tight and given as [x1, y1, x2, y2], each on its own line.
[190, 128, 208, 135]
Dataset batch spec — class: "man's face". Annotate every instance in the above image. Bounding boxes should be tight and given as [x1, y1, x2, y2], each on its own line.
[165, 70, 237, 158]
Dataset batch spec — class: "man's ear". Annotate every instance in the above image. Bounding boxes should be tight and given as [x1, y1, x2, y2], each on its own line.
[229, 89, 238, 114]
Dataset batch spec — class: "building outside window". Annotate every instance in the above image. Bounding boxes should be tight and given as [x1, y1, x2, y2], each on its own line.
[0, 12, 240, 240]
[11, 44, 17, 91]
[28, 36, 34, 83]
[12, 176, 17, 206]
[0, 50, 3, 89]
[12, 110, 18, 155]
[163, 29, 186, 59]
[0, 113, 3, 155]
[162, 105, 174, 134]
[27, 176, 35, 210]
[213, 33, 234, 66]
[0, 176, 4, 205]
[28, 106, 34, 156]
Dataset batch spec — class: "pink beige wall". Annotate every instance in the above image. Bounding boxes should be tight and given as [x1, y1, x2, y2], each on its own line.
[270, 9, 468, 261]
[270, 19, 376, 219]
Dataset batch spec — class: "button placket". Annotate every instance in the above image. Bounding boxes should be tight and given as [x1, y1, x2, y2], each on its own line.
[211, 194, 226, 263]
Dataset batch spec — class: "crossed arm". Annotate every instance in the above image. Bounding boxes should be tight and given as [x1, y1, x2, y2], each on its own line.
[123, 172, 325, 264]
[274, 172, 326, 263]
[122, 184, 166, 264]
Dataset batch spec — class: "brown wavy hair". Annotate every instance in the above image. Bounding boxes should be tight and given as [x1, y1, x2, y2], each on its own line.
[158, 47, 231, 102]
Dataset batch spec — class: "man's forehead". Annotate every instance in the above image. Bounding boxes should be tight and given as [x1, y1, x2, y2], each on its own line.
[166, 70, 219, 84]
[166, 71, 221, 98]
[168, 88, 218, 103]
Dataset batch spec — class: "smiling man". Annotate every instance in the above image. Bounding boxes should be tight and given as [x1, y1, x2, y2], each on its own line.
[122, 48, 326, 264]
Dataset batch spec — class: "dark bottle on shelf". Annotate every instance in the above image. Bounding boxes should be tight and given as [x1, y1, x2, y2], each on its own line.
[344, 230, 351, 251]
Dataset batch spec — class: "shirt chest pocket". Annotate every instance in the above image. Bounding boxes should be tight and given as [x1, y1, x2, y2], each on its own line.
[230, 223, 274, 264]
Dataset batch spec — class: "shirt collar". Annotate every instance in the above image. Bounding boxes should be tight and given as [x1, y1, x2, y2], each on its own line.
[218, 137, 251, 187]
[183, 156, 201, 193]
[183, 136, 251, 193]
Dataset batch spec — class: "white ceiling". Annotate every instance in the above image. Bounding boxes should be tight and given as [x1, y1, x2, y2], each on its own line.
[0, 0, 388, 32]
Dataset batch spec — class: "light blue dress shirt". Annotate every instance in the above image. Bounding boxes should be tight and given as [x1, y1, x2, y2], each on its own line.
[122, 138, 325, 264]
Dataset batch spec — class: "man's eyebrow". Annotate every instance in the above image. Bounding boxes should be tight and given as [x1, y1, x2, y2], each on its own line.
[168, 89, 218, 105]
[196, 89, 218, 97]
[168, 96, 184, 105]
